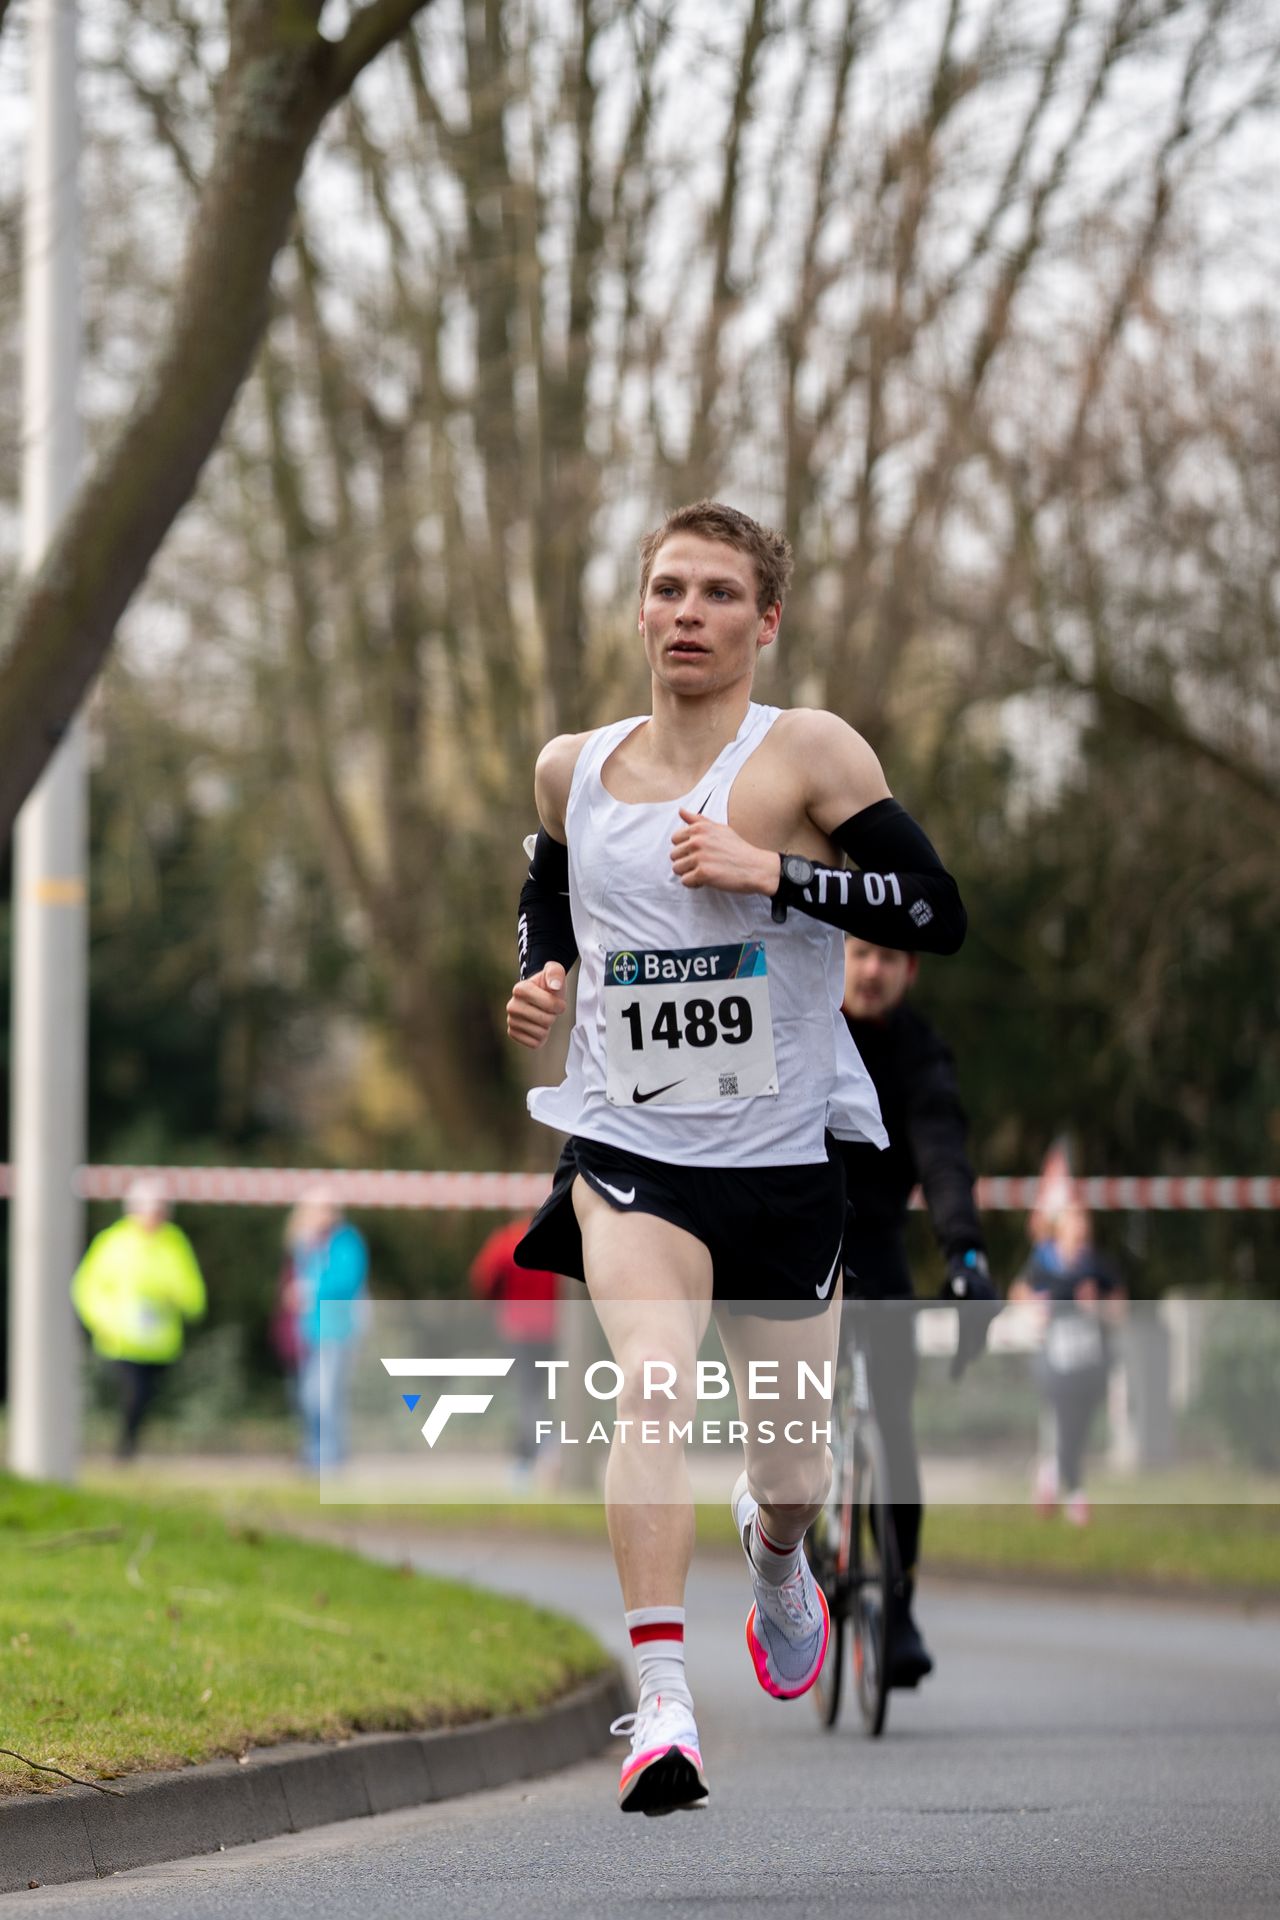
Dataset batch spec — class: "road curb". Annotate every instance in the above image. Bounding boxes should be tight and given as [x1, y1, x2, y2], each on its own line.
[1, 1667, 629, 1894]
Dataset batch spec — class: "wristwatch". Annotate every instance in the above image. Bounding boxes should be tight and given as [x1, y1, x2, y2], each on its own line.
[771, 851, 817, 923]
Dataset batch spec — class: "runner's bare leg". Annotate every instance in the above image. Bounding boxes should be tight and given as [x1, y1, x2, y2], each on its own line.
[573, 1178, 712, 1607]
[718, 1286, 842, 1544]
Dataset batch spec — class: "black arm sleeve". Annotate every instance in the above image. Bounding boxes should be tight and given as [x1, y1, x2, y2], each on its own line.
[772, 798, 967, 954]
[902, 1039, 986, 1262]
[517, 829, 578, 980]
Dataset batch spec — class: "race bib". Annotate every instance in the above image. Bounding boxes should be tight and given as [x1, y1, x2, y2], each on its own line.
[1044, 1313, 1105, 1373]
[603, 939, 778, 1106]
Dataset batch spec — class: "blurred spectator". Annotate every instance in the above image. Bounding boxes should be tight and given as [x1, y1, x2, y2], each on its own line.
[72, 1177, 207, 1460]
[269, 1239, 304, 1390]
[469, 1217, 559, 1483]
[285, 1185, 369, 1471]
[1011, 1202, 1126, 1524]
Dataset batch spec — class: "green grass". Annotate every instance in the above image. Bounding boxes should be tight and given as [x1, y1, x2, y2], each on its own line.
[0, 1473, 609, 1797]
[482, 1495, 1280, 1596]
[923, 1502, 1280, 1594]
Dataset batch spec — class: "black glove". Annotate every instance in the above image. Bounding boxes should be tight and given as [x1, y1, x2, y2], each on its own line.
[941, 1249, 1000, 1378]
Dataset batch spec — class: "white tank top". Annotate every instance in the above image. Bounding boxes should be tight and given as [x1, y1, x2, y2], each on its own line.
[527, 702, 887, 1166]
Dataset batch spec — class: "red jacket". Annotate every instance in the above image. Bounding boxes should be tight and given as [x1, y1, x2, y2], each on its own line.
[469, 1219, 558, 1343]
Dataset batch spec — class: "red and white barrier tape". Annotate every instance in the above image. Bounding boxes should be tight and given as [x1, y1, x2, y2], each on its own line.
[979, 1174, 1280, 1212]
[0, 1165, 1277, 1210]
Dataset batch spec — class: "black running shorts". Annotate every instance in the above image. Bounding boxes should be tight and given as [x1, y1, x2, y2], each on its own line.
[514, 1134, 845, 1313]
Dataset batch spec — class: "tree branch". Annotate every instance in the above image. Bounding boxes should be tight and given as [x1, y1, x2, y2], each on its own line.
[108, 48, 204, 195]
[0, 1747, 124, 1795]
[1061, 655, 1280, 829]
[329, 0, 433, 100]
[678, 0, 769, 498]
[258, 342, 388, 933]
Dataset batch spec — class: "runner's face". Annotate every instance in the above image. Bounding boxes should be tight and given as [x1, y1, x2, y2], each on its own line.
[640, 535, 779, 693]
[842, 939, 916, 1019]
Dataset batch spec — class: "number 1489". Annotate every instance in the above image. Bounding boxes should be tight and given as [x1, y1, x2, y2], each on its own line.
[620, 996, 754, 1050]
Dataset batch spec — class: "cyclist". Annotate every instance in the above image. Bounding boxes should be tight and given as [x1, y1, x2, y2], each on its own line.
[505, 499, 967, 1813]
[838, 936, 998, 1687]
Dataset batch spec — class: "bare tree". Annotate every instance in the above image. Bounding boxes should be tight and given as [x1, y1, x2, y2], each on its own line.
[39, 0, 1274, 1155]
[997, 308, 1280, 830]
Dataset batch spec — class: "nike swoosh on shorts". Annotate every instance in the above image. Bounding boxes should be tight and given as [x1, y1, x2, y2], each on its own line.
[632, 1081, 684, 1104]
[590, 1175, 637, 1206]
[814, 1243, 841, 1300]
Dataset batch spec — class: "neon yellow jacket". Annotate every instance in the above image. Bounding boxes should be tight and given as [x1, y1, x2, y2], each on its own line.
[71, 1218, 207, 1363]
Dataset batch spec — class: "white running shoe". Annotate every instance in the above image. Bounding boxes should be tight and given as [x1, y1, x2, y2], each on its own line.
[1064, 1489, 1091, 1527]
[731, 1470, 830, 1701]
[611, 1693, 708, 1815]
[1034, 1457, 1059, 1516]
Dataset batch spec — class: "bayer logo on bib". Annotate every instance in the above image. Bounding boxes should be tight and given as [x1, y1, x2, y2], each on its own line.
[603, 939, 779, 1107]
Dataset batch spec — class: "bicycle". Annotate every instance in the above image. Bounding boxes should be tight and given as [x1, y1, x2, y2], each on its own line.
[805, 1291, 1000, 1736]
[805, 1307, 898, 1737]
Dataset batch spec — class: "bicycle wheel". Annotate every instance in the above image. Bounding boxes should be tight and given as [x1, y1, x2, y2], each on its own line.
[849, 1416, 896, 1737]
[806, 1524, 845, 1730]
[806, 1390, 853, 1730]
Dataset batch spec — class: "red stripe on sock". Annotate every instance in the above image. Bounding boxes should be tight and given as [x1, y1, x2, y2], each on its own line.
[756, 1518, 798, 1556]
[629, 1621, 685, 1647]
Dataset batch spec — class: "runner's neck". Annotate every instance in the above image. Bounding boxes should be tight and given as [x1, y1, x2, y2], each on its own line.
[637, 681, 755, 791]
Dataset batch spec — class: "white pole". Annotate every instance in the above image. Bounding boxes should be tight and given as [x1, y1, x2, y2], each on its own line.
[8, 0, 85, 1483]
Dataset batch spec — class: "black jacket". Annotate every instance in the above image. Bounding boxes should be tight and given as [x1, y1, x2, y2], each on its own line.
[839, 1002, 984, 1295]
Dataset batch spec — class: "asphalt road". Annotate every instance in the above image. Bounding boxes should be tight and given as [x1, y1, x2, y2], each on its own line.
[6, 1530, 1278, 1920]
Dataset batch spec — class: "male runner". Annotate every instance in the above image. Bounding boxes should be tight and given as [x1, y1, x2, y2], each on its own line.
[507, 500, 967, 1814]
[839, 936, 998, 1687]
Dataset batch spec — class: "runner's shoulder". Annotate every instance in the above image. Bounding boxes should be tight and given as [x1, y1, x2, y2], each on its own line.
[770, 707, 871, 757]
[768, 708, 888, 808]
[534, 731, 594, 836]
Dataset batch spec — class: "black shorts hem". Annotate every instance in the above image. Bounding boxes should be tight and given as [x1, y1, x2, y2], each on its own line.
[514, 1135, 844, 1313]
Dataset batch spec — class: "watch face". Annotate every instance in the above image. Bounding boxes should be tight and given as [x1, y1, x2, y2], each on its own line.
[783, 854, 816, 888]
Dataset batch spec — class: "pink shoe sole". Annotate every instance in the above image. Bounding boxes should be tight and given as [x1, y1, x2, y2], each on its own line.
[618, 1743, 708, 1814]
[745, 1581, 831, 1701]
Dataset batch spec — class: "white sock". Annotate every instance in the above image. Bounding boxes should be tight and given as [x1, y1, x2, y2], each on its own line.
[626, 1606, 691, 1708]
[750, 1513, 803, 1587]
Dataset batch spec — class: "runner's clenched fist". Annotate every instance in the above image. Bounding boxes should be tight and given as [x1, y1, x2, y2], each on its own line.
[507, 963, 567, 1049]
[670, 808, 782, 896]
